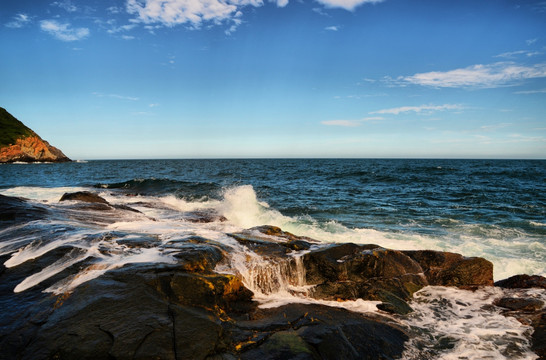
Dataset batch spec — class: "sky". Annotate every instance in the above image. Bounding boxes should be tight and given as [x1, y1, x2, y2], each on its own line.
[1, 0, 546, 159]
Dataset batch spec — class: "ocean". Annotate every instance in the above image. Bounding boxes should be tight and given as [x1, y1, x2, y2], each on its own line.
[1, 158, 545, 358]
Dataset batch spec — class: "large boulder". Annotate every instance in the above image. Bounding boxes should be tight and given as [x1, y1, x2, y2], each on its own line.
[303, 244, 427, 314]
[60, 191, 109, 204]
[228, 225, 316, 258]
[237, 304, 408, 360]
[495, 275, 546, 290]
[0, 194, 49, 225]
[402, 250, 494, 287]
[1, 263, 256, 360]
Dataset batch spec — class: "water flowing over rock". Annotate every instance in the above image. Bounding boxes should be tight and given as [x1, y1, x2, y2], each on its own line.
[0, 107, 70, 163]
[0, 195, 544, 359]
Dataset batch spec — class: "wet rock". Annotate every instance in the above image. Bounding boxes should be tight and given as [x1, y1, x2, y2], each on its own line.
[60, 191, 143, 215]
[403, 250, 494, 287]
[305, 245, 423, 283]
[112, 204, 142, 213]
[238, 304, 408, 360]
[60, 191, 109, 204]
[495, 297, 544, 312]
[3, 264, 255, 360]
[302, 244, 426, 314]
[227, 226, 316, 258]
[168, 243, 225, 272]
[495, 275, 546, 290]
[493, 276, 546, 360]
[533, 312, 546, 360]
[184, 210, 228, 223]
[0, 194, 49, 225]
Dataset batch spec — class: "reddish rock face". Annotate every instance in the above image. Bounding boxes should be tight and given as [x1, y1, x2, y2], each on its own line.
[0, 135, 70, 163]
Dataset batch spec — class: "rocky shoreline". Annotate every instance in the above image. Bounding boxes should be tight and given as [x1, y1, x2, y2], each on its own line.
[0, 192, 544, 359]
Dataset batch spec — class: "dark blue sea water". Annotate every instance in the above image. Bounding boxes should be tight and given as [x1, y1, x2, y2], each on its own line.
[1, 159, 545, 359]
[1, 159, 545, 279]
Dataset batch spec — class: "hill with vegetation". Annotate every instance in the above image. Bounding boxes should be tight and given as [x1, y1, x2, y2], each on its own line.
[0, 107, 71, 163]
[0, 107, 34, 148]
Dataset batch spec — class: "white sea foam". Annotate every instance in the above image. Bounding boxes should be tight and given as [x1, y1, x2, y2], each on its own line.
[402, 286, 543, 360]
[14, 248, 91, 293]
[0, 186, 89, 203]
[160, 194, 221, 212]
[101, 184, 546, 281]
[3, 184, 544, 285]
[2, 183, 544, 358]
[44, 247, 174, 294]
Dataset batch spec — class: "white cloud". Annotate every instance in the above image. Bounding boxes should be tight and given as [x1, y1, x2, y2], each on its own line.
[107, 6, 122, 14]
[322, 120, 361, 127]
[371, 104, 462, 115]
[273, 0, 289, 7]
[315, 0, 384, 11]
[479, 123, 512, 131]
[40, 20, 90, 41]
[399, 62, 546, 88]
[52, 0, 78, 12]
[5, 14, 31, 28]
[107, 24, 138, 34]
[321, 117, 383, 127]
[312, 7, 330, 16]
[126, 0, 263, 31]
[526, 38, 538, 46]
[125, 0, 381, 33]
[325, 25, 338, 31]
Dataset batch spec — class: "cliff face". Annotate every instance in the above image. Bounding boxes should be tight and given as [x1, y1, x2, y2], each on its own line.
[0, 107, 70, 163]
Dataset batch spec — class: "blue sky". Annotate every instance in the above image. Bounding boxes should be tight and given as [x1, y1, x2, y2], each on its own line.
[1, 0, 546, 159]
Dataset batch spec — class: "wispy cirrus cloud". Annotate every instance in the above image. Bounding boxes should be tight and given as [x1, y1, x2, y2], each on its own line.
[315, 0, 384, 11]
[494, 50, 541, 59]
[107, 24, 138, 34]
[51, 0, 78, 12]
[325, 26, 339, 31]
[40, 20, 90, 41]
[93, 92, 139, 101]
[321, 117, 383, 127]
[370, 104, 462, 115]
[514, 88, 546, 94]
[5, 13, 31, 28]
[397, 62, 546, 88]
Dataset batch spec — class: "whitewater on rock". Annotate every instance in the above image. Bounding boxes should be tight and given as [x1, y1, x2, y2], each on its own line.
[0, 159, 545, 359]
